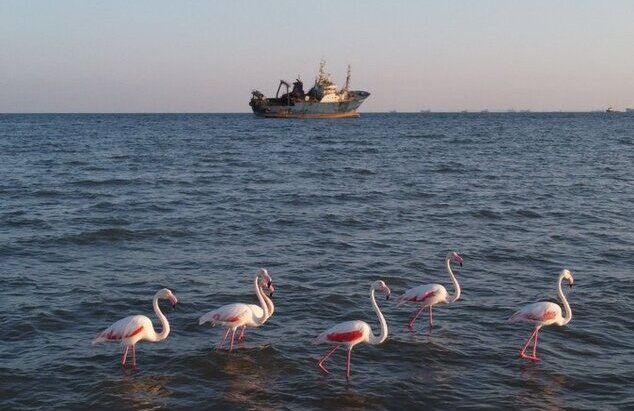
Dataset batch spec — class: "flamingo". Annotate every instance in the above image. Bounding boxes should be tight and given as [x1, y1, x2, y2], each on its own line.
[396, 251, 464, 330]
[92, 288, 178, 368]
[314, 280, 391, 380]
[199, 268, 274, 351]
[509, 269, 574, 361]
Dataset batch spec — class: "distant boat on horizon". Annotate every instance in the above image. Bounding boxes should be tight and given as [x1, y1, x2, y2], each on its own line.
[249, 62, 370, 119]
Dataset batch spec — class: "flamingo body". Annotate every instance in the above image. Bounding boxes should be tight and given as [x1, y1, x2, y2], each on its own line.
[397, 283, 447, 307]
[509, 302, 563, 327]
[92, 288, 177, 368]
[316, 320, 370, 346]
[93, 315, 152, 347]
[199, 303, 258, 329]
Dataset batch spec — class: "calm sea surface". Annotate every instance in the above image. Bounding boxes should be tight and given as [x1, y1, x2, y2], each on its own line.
[1, 113, 632, 410]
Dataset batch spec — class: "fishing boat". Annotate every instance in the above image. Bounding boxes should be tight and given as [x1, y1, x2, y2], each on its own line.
[249, 62, 370, 119]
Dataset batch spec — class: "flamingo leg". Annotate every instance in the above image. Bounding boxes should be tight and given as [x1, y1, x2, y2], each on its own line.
[317, 344, 340, 374]
[346, 348, 353, 380]
[519, 328, 538, 359]
[238, 326, 246, 343]
[218, 328, 230, 350]
[408, 305, 427, 329]
[121, 346, 129, 365]
[531, 329, 540, 361]
[132, 345, 137, 368]
[429, 305, 433, 328]
[229, 328, 236, 352]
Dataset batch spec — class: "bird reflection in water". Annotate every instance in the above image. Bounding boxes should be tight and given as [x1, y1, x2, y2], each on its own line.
[218, 351, 279, 410]
[116, 371, 172, 410]
[515, 364, 568, 409]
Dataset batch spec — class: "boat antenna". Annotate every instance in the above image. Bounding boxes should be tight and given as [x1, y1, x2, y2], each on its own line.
[343, 64, 351, 91]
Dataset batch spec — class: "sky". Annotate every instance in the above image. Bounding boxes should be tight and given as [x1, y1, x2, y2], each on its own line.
[1, 0, 633, 113]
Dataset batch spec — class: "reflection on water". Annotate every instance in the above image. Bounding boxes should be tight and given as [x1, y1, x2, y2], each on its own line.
[514, 363, 568, 410]
[216, 350, 281, 410]
[116, 372, 172, 411]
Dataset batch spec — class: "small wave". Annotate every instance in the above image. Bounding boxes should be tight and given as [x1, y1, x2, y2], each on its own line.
[514, 209, 542, 218]
[71, 178, 143, 187]
[471, 209, 501, 220]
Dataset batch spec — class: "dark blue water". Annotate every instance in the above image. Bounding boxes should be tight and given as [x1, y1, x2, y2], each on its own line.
[1, 113, 632, 410]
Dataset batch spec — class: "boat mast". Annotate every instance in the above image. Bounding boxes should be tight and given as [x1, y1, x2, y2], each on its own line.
[343, 64, 351, 92]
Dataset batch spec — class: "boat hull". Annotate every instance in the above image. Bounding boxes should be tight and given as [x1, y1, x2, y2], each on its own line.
[251, 99, 366, 119]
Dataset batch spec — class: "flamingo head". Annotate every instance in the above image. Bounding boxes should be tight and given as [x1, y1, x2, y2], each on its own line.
[372, 280, 391, 300]
[258, 268, 274, 297]
[561, 269, 574, 288]
[158, 288, 178, 308]
[447, 251, 464, 266]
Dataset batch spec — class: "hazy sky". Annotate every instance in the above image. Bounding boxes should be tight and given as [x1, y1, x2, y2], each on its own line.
[1, 0, 633, 112]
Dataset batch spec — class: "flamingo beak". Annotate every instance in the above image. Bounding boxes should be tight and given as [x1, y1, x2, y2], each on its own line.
[386, 292, 391, 301]
[170, 296, 178, 309]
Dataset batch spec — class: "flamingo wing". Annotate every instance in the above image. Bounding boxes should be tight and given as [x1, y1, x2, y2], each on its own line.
[317, 320, 368, 344]
[509, 302, 561, 323]
[199, 303, 250, 327]
[245, 304, 267, 324]
[92, 315, 147, 345]
[397, 283, 444, 305]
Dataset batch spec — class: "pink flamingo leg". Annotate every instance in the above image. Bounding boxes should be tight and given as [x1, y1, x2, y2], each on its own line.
[346, 348, 353, 380]
[132, 345, 137, 368]
[229, 328, 237, 352]
[429, 305, 433, 328]
[121, 346, 129, 365]
[408, 305, 427, 329]
[531, 329, 540, 361]
[519, 328, 538, 359]
[238, 326, 246, 343]
[217, 328, 230, 350]
[317, 344, 340, 374]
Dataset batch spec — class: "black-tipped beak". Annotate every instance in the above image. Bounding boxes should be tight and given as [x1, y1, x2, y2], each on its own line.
[172, 303, 177, 309]
[267, 280, 271, 288]
[569, 283, 573, 289]
[386, 293, 390, 301]
[459, 262, 463, 267]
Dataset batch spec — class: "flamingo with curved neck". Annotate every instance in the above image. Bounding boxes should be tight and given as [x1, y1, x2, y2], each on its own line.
[509, 269, 574, 361]
[199, 268, 274, 351]
[92, 288, 178, 368]
[313, 280, 391, 380]
[396, 251, 464, 330]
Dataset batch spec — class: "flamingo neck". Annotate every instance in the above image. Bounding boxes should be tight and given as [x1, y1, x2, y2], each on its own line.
[368, 287, 388, 345]
[253, 273, 269, 324]
[262, 291, 274, 320]
[152, 293, 170, 342]
[557, 274, 572, 325]
[446, 258, 461, 303]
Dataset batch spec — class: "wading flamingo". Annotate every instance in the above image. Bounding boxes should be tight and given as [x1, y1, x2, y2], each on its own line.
[92, 288, 178, 368]
[199, 268, 273, 351]
[509, 269, 574, 361]
[396, 251, 464, 330]
[314, 280, 391, 380]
